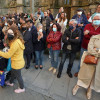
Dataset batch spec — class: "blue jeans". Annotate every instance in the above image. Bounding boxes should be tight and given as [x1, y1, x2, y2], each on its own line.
[35, 50, 44, 66]
[77, 48, 87, 72]
[49, 47, 60, 69]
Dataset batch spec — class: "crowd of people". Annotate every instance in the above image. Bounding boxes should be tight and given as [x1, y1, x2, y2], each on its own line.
[0, 4, 100, 99]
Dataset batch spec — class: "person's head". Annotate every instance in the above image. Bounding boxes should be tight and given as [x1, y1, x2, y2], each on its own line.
[26, 19, 33, 28]
[38, 7, 41, 13]
[87, 12, 91, 16]
[92, 14, 100, 26]
[12, 17, 15, 22]
[44, 11, 48, 17]
[36, 23, 43, 33]
[61, 12, 66, 18]
[47, 9, 51, 14]
[59, 12, 66, 22]
[77, 8, 84, 16]
[60, 7, 64, 12]
[69, 19, 78, 30]
[96, 4, 100, 13]
[20, 23, 27, 32]
[51, 23, 61, 32]
[37, 12, 41, 17]
[7, 26, 24, 44]
[7, 19, 13, 27]
[20, 17, 25, 24]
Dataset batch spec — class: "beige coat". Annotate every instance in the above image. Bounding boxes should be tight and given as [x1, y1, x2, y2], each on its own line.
[77, 34, 100, 92]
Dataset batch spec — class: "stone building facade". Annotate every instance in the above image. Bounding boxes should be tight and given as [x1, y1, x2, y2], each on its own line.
[0, 0, 100, 20]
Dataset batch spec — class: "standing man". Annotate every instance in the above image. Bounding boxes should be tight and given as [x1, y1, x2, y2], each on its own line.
[35, 7, 44, 18]
[42, 11, 51, 36]
[57, 19, 81, 78]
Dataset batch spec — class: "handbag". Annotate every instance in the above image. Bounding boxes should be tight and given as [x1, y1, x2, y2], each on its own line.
[84, 55, 98, 65]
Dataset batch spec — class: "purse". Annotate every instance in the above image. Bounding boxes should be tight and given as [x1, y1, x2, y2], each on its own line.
[84, 55, 98, 65]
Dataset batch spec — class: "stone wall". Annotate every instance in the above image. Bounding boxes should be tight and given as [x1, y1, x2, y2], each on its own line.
[0, 0, 100, 19]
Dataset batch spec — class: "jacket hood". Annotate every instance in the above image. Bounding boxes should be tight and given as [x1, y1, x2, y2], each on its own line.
[16, 39, 25, 50]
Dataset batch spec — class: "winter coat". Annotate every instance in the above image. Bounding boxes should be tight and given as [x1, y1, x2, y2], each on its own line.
[47, 31, 62, 50]
[22, 30, 33, 54]
[0, 39, 25, 70]
[33, 31, 46, 51]
[77, 34, 100, 92]
[62, 28, 81, 52]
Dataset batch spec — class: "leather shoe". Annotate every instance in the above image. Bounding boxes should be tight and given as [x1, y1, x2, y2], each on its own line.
[57, 72, 61, 78]
[25, 66, 30, 69]
[67, 71, 73, 78]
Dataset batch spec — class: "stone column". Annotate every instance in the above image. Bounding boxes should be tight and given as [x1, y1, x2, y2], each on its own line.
[30, 0, 35, 14]
[16, 0, 23, 13]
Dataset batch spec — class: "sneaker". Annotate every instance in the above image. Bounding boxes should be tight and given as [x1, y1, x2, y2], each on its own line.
[87, 88, 92, 100]
[49, 67, 54, 71]
[5, 81, 14, 87]
[72, 85, 80, 95]
[49, 55, 51, 59]
[53, 68, 57, 74]
[14, 88, 25, 93]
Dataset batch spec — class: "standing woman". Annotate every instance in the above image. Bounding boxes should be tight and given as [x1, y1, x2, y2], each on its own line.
[47, 23, 62, 74]
[0, 26, 25, 93]
[33, 23, 46, 69]
[72, 34, 100, 99]
[57, 12, 68, 35]
[47, 9, 54, 21]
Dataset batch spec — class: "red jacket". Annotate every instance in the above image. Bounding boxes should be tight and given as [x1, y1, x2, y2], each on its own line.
[82, 23, 100, 49]
[47, 31, 62, 50]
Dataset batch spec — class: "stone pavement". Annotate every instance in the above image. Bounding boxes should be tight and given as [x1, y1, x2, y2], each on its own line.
[0, 55, 100, 100]
[22, 55, 100, 100]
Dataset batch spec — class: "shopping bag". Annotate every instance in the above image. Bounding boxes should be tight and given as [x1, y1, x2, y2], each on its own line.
[0, 71, 5, 86]
[6, 58, 12, 71]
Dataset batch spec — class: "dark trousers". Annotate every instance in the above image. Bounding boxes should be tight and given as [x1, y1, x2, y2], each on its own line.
[58, 50, 76, 75]
[25, 53, 31, 67]
[10, 69, 24, 89]
[33, 52, 36, 61]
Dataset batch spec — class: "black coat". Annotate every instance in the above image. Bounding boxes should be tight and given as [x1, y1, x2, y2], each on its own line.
[22, 30, 33, 54]
[0, 26, 4, 49]
[33, 31, 46, 51]
[29, 25, 37, 51]
[62, 28, 81, 53]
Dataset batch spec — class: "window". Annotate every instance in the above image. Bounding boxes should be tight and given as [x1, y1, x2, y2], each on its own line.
[64, 0, 67, 4]
[67, 0, 70, 5]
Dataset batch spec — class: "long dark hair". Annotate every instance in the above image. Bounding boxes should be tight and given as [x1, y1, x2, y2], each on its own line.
[59, 12, 66, 23]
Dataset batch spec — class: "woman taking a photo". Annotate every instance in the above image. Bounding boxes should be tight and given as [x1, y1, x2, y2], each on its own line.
[0, 26, 25, 93]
